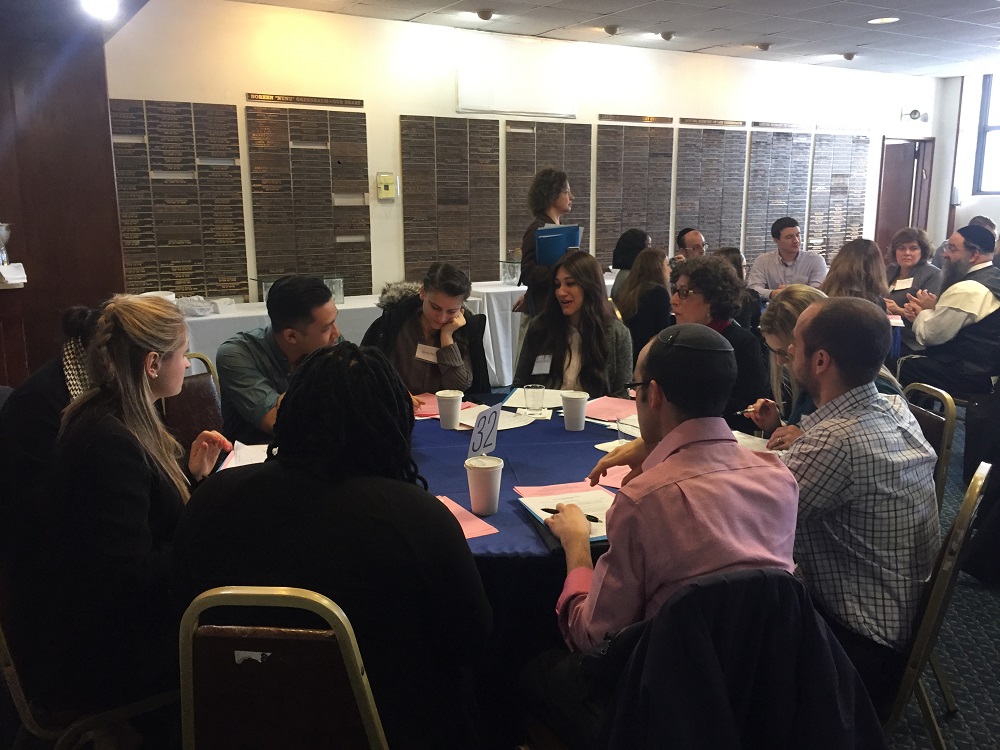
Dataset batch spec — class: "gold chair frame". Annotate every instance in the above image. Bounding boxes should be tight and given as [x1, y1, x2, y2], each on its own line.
[884, 461, 991, 750]
[179, 586, 388, 750]
[904, 382, 958, 510]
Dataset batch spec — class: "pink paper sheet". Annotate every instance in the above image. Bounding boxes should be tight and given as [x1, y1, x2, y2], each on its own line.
[414, 393, 476, 418]
[592, 464, 632, 490]
[585, 396, 637, 422]
[437, 496, 499, 539]
[514, 482, 616, 499]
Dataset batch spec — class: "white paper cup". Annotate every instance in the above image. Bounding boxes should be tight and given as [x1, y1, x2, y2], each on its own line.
[435, 389, 464, 429]
[561, 390, 589, 431]
[465, 455, 504, 516]
[524, 384, 545, 410]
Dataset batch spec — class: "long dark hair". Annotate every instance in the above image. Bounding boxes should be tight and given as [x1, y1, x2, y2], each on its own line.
[618, 248, 667, 321]
[273, 343, 426, 488]
[526, 251, 613, 395]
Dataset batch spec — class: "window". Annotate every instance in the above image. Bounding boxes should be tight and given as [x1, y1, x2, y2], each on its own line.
[974, 74, 1000, 194]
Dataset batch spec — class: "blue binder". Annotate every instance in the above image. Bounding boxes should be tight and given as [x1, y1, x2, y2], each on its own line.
[534, 225, 583, 266]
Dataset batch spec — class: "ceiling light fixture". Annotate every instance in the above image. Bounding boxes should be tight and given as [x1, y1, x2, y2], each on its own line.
[756, 42, 771, 51]
[476, 9, 494, 21]
[843, 52, 856, 60]
[81, 0, 118, 20]
[867, 16, 899, 24]
[660, 32, 674, 41]
[604, 25, 620, 36]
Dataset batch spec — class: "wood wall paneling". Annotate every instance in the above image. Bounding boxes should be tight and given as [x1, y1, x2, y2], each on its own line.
[674, 128, 747, 251]
[808, 134, 870, 261]
[745, 131, 811, 262]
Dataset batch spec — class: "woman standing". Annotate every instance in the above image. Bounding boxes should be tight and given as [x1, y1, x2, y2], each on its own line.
[514, 251, 632, 398]
[516, 168, 574, 318]
[883, 228, 941, 355]
[618, 247, 671, 363]
[15, 295, 230, 712]
[670, 256, 767, 434]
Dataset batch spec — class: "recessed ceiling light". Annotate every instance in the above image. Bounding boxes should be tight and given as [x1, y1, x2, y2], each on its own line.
[81, 0, 118, 20]
[867, 16, 899, 24]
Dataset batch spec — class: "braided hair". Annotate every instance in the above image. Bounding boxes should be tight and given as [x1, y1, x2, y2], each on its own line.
[272, 343, 427, 488]
[61, 294, 190, 501]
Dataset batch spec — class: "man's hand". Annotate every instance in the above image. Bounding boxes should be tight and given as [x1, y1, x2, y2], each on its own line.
[545, 503, 593, 572]
[410, 393, 424, 410]
[747, 398, 780, 434]
[766, 424, 803, 451]
[906, 289, 937, 312]
[901, 303, 919, 322]
[588, 438, 649, 487]
[768, 284, 789, 300]
[188, 430, 233, 484]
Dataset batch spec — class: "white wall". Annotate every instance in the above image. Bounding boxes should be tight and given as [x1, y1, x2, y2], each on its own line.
[106, 0, 948, 292]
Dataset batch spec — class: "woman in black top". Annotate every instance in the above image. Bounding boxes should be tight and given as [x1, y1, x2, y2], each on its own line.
[516, 168, 574, 317]
[618, 247, 672, 364]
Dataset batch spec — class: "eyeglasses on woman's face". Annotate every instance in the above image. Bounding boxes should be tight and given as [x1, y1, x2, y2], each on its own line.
[764, 340, 791, 361]
[673, 285, 701, 301]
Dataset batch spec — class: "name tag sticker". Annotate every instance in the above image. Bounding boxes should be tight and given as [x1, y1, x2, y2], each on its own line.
[892, 277, 914, 291]
[415, 344, 439, 363]
[532, 355, 552, 375]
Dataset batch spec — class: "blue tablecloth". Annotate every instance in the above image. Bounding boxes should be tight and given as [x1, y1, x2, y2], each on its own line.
[412, 415, 616, 557]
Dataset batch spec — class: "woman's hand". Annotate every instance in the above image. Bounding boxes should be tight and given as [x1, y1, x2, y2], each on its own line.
[747, 398, 781, 434]
[188, 430, 233, 483]
[884, 298, 905, 316]
[441, 311, 466, 336]
[766, 424, 803, 451]
[411, 393, 424, 410]
[512, 295, 526, 313]
[588, 438, 649, 487]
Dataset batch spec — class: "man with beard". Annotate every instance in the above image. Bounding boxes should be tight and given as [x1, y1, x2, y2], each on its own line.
[898, 224, 1000, 394]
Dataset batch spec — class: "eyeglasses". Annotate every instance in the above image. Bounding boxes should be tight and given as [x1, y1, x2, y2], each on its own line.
[764, 341, 791, 361]
[687, 243, 709, 253]
[625, 380, 651, 399]
[673, 286, 701, 300]
[896, 243, 922, 254]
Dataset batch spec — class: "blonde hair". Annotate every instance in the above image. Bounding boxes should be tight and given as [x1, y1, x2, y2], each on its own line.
[62, 294, 190, 501]
[760, 285, 826, 415]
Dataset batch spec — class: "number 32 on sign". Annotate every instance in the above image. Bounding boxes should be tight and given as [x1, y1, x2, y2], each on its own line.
[467, 402, 502, 459]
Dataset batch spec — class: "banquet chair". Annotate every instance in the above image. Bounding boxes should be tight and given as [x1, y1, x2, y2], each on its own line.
[179, 586, 388, 750]
[903, 383, 957, 510]
[0, 563, 177, 750]
[160, 352, 223, 455]
[884, 461, 991, 750]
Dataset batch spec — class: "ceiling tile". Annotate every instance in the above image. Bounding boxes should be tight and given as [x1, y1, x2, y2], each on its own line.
[550, 0, 661, 13]
[949, 8, 1000, 27]
[721, 0, 829, 14]
[599, 1, 716, 22]
[338, 3, 430, 19]
[668, 6, 770, 29]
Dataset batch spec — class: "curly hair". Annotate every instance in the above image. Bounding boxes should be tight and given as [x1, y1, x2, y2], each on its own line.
[528, 168, 568, 216]
[669, 255, 742, 321]
[272, 343, 426, 488]
[617, 248, 667, 322]
[820, 238, 888, 302]
[889, 227, 933, 264]
[525, 251, 613, 395]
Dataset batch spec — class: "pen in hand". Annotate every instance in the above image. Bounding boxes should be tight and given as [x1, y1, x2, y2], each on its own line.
[734, 406, 756, 416]
[542, 507, 602, 523]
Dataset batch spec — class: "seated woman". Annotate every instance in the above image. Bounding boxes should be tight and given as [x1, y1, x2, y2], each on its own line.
[172, 344, 492, 749]
[0, 305, 100, 566]
[362, 262, 488, 395]
[609, 228, 651, 308]
[11, 294, 230, 713]
[712, 246, 762, 336]
[883, 227, 941, 356]
[749, 285, 902, 450]
[670, 256, 767, 434]
[514, 251, 632, 398]
[820, 238, 889, 308]
[617, 247, 671, 364]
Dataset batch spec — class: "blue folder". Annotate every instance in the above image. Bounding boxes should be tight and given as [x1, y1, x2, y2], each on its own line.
[535, 224, 583, 266]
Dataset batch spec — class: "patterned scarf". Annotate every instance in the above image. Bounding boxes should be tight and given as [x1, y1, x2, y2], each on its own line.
[62, 337, 91, 400]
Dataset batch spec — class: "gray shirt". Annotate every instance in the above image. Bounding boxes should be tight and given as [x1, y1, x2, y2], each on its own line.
[216, 326, 289, 445]
[747, 249, 828, 300]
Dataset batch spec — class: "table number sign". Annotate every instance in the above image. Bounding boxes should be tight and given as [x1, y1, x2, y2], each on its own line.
[467, 401, 502, 459]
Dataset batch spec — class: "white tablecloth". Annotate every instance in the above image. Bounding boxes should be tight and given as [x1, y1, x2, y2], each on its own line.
[472, 274, 616, 388]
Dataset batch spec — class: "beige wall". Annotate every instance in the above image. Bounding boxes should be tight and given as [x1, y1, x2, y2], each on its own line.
[106, 0, 950, 293]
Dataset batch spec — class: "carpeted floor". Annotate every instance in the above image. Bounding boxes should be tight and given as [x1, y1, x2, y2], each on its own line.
[887, 416, 1000, 750]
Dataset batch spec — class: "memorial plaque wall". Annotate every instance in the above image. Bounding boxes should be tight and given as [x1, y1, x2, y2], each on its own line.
[596, 125, 673, 263]
[674, 128, 747, 251]
[745, 131, 811, 263]
[247, 106, 372, 296]
[110, 99, 247, 298]
[399, 116, 500, 282]
[504, 121, 592, 261]
[808, 134, 869, 262]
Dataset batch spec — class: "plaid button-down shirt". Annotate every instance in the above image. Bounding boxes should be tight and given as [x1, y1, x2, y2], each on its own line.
[783, 382, 940, 650]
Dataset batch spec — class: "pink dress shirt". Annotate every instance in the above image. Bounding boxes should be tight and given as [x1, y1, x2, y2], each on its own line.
[556, 417, 799, 651]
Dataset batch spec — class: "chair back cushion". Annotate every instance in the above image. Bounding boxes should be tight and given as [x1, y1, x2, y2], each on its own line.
[191, 624, 371, 749]
[162, 372, 223, 455]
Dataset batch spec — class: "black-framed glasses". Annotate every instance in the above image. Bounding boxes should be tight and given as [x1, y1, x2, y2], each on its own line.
[625, 380, 651, 399]
[764, 341, 791, 360]
[673, 286, 701, 300]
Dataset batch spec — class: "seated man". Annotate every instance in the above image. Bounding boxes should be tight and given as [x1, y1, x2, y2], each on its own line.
[784, 296, 939, 719]
[553, 324, 799, 652]
[747, 217, 827, 302]
[899, 224, 1000, 395]
[362, 262, 489, 395]
[173, 344, 492, 749]
[216, 275, 339, 444]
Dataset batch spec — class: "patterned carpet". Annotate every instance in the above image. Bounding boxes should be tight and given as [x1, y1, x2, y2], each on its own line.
[887, 416, 1000, 750]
